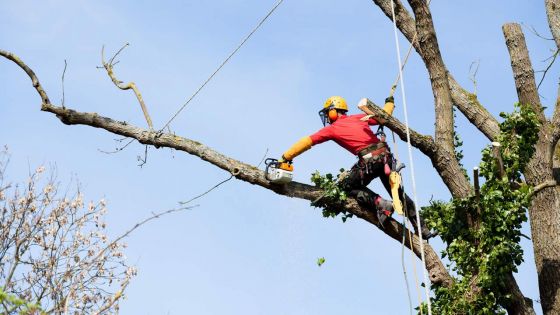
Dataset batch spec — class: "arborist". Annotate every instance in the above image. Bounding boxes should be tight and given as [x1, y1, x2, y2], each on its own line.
[279, 96, 433, 239]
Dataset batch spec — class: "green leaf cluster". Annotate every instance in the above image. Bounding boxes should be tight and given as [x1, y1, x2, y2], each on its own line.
[0, 288, 43, 314]
[310, 169, 353, 222]
[421, 104, 539, 314]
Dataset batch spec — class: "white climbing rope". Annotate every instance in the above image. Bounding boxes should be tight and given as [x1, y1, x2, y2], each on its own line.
[389, 0, 433, 314]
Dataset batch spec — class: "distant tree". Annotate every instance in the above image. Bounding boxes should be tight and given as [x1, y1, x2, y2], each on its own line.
[0, 151, 135, 314]
[1, 1, 560, 314]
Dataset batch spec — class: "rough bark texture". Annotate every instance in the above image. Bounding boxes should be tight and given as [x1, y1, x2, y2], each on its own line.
[447, 74, 500, 140]
[503, 24, 546, 123]
[546, 0, 560, 50]
[502, 23, 560, 315]
[407, 0, 472, 199]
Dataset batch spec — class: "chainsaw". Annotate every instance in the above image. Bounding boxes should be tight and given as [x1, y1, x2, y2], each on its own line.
[264, 158, 293, 184]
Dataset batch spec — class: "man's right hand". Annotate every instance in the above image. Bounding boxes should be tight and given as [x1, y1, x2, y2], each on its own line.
[279, 155, 292, 164]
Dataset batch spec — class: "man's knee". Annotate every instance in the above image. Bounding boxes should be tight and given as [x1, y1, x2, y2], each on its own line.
[355, 190, 376, 207]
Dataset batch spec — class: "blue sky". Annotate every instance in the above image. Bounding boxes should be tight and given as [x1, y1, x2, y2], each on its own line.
[1, 1, 558, 314]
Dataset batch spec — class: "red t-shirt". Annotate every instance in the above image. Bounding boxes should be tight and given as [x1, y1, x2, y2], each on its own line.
[309, 114, 380, 155]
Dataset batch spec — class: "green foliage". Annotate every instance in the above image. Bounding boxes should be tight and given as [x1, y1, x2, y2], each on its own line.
[310, 169, 353, 222]
[0, 288, 43, 314]
[421, 104, 540, 314]
[317, 257, 326, 267]
[453, 107, 469, 180]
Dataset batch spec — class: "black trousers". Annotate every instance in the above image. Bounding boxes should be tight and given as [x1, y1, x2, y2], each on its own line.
[341, 152, 420, 225]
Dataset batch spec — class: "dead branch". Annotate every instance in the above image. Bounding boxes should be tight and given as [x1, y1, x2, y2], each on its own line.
[101, 44, 154, 130]
[0, 49, 452, 288]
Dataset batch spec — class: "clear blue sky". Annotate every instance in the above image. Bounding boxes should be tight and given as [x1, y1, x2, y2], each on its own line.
[1, 1, 557, 314]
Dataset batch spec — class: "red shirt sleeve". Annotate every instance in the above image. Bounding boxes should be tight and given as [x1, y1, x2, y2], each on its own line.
[309, 125, 334, 145]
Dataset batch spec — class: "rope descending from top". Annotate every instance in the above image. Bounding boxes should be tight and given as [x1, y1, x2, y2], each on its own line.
[159, 0, 285, 132]
[389, 0, 433, 314]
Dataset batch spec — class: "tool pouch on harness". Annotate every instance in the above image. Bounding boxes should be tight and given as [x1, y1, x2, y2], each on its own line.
[356, 142, 391, 182]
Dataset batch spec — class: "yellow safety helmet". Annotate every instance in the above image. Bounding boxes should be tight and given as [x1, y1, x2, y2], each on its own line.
[319, 96, 348, 126]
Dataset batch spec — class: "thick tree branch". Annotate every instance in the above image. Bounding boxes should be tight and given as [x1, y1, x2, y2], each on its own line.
[0, 49, 453, 288]
[447, 74, 501, 140]
[546, 0, 560, 50]
[407, 0, 472, 198]
[503, 23, 546, 123]
[505, 273, 537, 315]
[363, 100, 469, 198]
[361, 99, 437, 156]
[371, 0, 500, 141]
[407, 0, 453, 146]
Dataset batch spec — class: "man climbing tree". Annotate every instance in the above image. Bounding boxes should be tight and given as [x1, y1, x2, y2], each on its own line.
[280, 95, 433, 239]
[1, 0, 559, 314]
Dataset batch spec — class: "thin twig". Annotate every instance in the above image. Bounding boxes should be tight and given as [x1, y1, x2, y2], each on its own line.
[469, 60, 480, 95]
[97, 138, 135, 154]
[522, 23, 555, 41]
[64, 204, 194, 314]
[537, 48, 559, 90]
[61, 60, 67, 108]
[137, 145, 148, 167]
[179, 175, 234, 205]
[256, 148, 269, 168]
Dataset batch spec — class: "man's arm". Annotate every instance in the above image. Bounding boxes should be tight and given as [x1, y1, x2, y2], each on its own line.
[282, 136, 313, 161]
[281, 126, 334, 161]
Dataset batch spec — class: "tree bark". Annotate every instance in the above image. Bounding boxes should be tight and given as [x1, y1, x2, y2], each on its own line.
[503, 23, 560, 315]
[503, 24, 546, 123]
[505, 273, 537, 315]
[407, 0, 472, 198]
[546, 0, 560, 50]
[524, 141, 560, 315]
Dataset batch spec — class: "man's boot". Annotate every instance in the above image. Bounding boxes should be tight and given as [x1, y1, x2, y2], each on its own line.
[409, 215, 435, 240]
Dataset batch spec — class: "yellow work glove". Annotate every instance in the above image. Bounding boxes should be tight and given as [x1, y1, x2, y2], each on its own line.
[383, 96, 395, 116]
[282, 136, 313, 161]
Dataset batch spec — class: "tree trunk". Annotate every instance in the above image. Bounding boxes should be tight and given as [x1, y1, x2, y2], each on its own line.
[525, 141, 560, 315]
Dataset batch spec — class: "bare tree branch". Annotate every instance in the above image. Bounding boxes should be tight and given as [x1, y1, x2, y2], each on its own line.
[0, 49, 453, 288]
[101, 44, 154, 130]
[360, 99, 437, 156]
[536, 48, 559, 90]
[503, 23, 546, 123]
[371, 0, 500, 141]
